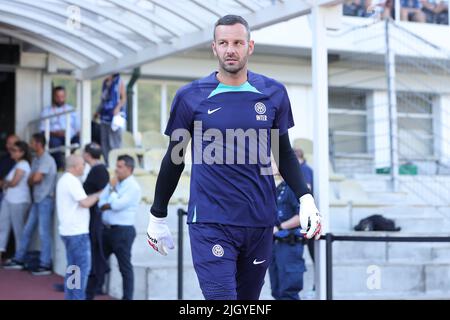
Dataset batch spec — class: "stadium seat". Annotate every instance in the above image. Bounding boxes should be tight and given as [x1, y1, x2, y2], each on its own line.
[173, 175, 190, 204]
[122, 130, 136, 148]
[135, 175, 157, 204]
[143, 148, 166, 174]
[108, 148, 148, 173]
[141, 131, 168, 149]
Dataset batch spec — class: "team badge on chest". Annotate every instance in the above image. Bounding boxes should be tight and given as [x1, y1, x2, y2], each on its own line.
[255, 102, 267, 121]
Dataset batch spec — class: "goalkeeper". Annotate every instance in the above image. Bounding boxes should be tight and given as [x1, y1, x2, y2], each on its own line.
[146, 14, 321, 300]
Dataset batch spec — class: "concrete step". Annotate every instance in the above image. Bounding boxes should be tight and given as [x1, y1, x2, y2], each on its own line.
[109, 258, 317, 300]
[334, 291, 450, 300]
[367, 191, 409, 203]
[332, 240, 450, 264]
[353, 177, 391, 193]
[332, 262, 425, 296]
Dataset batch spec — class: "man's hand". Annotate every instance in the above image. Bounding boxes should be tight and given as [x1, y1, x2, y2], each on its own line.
[100, 203, 111, 211]
[299, 194, 322, 240]
[146, 214, 174, 256]
[110, 176, 118, 188]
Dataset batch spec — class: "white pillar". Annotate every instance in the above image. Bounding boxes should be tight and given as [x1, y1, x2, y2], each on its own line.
[77, 80, 92, 146]
[368, 91, 391, 170]
[385, 21, 399, 191]
[286, 85, 314, 142]
[132, 83, 138, 140]
[435, 94, 450, 164]
[395, 0, 401, 22]
[311, 4, 330, 301]
[42, 73, 52, 109]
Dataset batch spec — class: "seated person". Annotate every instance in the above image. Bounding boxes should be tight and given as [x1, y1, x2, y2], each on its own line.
[401, 0, 426, 22]
[421, 0, 448, 24]
[40, 86, 80, 170]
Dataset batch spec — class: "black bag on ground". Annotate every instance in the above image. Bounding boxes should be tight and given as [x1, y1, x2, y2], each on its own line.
[354, 214, 401, 231]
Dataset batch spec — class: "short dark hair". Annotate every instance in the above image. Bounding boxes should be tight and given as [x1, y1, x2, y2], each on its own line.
[117, 154, 135, 172]
[53, 86, 65, 94]
[84, 142, 102, 160]
[32, 132, 46, 147]
[214, 15, 250, 40]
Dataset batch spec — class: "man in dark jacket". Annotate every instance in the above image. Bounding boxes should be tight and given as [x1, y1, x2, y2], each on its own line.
[82, 143, 110, 300]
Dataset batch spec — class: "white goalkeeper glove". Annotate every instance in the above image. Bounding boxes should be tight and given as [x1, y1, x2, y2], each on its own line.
[299, 194, 322, 240]
[146, 214, 174, 256]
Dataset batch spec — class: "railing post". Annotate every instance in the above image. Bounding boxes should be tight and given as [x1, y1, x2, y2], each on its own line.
[325, 233, 333, 300]
[177, 208, 185, 300]
[45, 119, 50, 151]
[385, 19, 399, 192]
[65, 113, 71, 158]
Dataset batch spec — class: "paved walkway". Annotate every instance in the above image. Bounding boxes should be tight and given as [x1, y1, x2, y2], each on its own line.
[0, 268, 113, 300]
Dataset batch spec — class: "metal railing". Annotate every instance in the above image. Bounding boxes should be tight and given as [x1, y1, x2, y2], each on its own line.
[177, 208, 188, 300]
[27, 109, 79, 157]
[324, 233, 450, 300]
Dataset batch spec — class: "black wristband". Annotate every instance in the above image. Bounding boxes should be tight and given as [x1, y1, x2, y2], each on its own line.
[150, 205, 168, 218]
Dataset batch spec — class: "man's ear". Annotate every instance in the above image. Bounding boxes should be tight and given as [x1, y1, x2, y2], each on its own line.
[211, 41, 218, 57]
[248, 39, 255, 56]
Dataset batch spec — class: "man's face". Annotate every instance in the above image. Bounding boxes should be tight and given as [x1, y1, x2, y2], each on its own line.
[75, 160, 85, 177]
[115, 160, 132, 181]
[82, 152, 90, 163]
[29, 138, 41, 152]
[212, 23, 254, 75]
[6, 136, 18, 154]
[53, 90, 66, 107]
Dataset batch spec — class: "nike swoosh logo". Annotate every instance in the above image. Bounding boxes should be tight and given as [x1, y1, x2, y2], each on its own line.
[208, 107, 221, 115]
[253, 259, 266, 265]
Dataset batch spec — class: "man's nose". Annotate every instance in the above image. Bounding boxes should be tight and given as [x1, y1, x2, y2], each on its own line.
[225, 44, 238, 54]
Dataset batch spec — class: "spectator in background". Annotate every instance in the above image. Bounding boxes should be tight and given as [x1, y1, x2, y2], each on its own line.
[0, 134, 19, 203]
[97, 155, 141, 300]
[40, 86, 80, 170]
[368, 0, 395, 19]
[3, 133, 57, 275]
[421, 0, 449, 24]
[56, 155, 101, 300]
[268, 147, 315, 300]
[82, 143, 110, 300]
[94, 74, 127, 166]
[294, 148, 316, 286]
[401, 0, 426, 22]
[0, 141, 31, 265]
[269, 175, 306, 300]
[343, 0, 374, 17]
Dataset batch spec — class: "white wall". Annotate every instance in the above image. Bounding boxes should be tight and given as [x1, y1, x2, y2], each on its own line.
[15, 68, 42, 140]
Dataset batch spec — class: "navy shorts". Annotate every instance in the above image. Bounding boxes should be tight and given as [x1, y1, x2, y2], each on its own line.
[188, 223, 273, 300]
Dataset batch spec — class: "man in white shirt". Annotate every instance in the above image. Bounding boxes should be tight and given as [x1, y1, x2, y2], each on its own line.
[98, 154, 141, 300]
[56, 155, 100, 300]
[40, 86, 80, 169]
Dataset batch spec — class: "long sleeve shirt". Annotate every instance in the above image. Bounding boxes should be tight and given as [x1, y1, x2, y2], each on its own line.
[98, 175, 141, 226]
